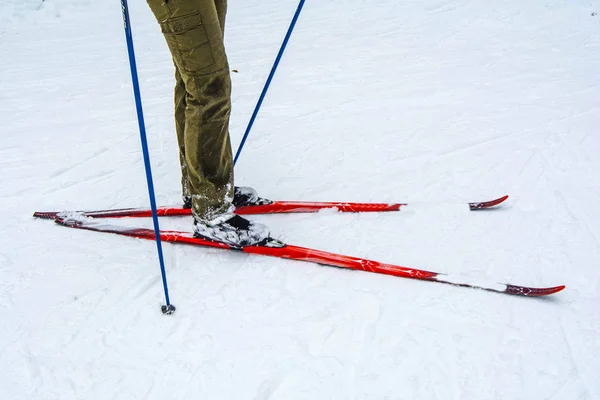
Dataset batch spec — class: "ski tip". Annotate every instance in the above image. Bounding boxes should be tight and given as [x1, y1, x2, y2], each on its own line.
[505, 284, 566, 297]
[469, 195, 509, 210]
[539, 285, 566, 296]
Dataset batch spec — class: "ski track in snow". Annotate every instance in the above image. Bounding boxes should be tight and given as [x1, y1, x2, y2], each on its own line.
[2, 0, 600, 399]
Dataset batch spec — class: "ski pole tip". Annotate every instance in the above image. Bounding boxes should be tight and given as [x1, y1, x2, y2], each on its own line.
[161, 304, 176, 315]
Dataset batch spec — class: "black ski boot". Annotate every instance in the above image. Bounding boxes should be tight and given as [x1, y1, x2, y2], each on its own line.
[193, 214, 270, 247]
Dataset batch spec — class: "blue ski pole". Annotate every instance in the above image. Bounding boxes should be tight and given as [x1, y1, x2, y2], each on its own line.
[120, 0, 175, 315]
[234, 0, 306, 165]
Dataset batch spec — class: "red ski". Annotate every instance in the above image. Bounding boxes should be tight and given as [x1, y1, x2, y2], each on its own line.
[33, 195, 508, 220]
[51, 211, 563, 297]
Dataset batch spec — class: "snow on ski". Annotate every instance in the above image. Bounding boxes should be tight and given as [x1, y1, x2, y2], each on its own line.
[50, 211, 563, 297]
[33, 195, 509, 220]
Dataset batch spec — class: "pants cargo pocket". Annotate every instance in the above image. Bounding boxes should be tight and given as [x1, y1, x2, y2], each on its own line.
[160, 12, 216, 74]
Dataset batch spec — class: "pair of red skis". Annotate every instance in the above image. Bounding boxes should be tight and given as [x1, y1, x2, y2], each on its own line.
[33, 195, 566, 297]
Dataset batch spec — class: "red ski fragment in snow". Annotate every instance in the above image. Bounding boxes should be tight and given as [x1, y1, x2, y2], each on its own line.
[468, 195, 509, 210]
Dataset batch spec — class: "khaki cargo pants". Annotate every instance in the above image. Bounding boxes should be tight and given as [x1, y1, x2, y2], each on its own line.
[146, 0, 234, 223]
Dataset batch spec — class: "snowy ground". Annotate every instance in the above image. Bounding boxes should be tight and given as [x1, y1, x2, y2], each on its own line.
[1, 0, 600, 398]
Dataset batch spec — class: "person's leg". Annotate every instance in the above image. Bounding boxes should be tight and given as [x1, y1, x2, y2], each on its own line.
[174, 0, 228, 208]
[147, 0, 269, 245]
[146, 0, 234, 223]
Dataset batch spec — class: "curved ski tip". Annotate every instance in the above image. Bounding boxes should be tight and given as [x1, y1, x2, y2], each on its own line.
[505, 284, 566, 297]
[469, 195, 509, 210]
[545, 285, 566, 295]
[530, 285, 566, 297]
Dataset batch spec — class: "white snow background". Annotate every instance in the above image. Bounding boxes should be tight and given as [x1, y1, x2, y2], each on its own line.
[1, 0, 600, 399]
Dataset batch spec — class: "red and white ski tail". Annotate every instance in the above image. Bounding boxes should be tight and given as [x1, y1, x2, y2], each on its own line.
[52, 211, 563, 298]
[33, 195, 508, 220]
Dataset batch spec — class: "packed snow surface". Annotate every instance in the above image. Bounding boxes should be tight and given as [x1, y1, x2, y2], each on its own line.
[1, 0, 600, 399]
